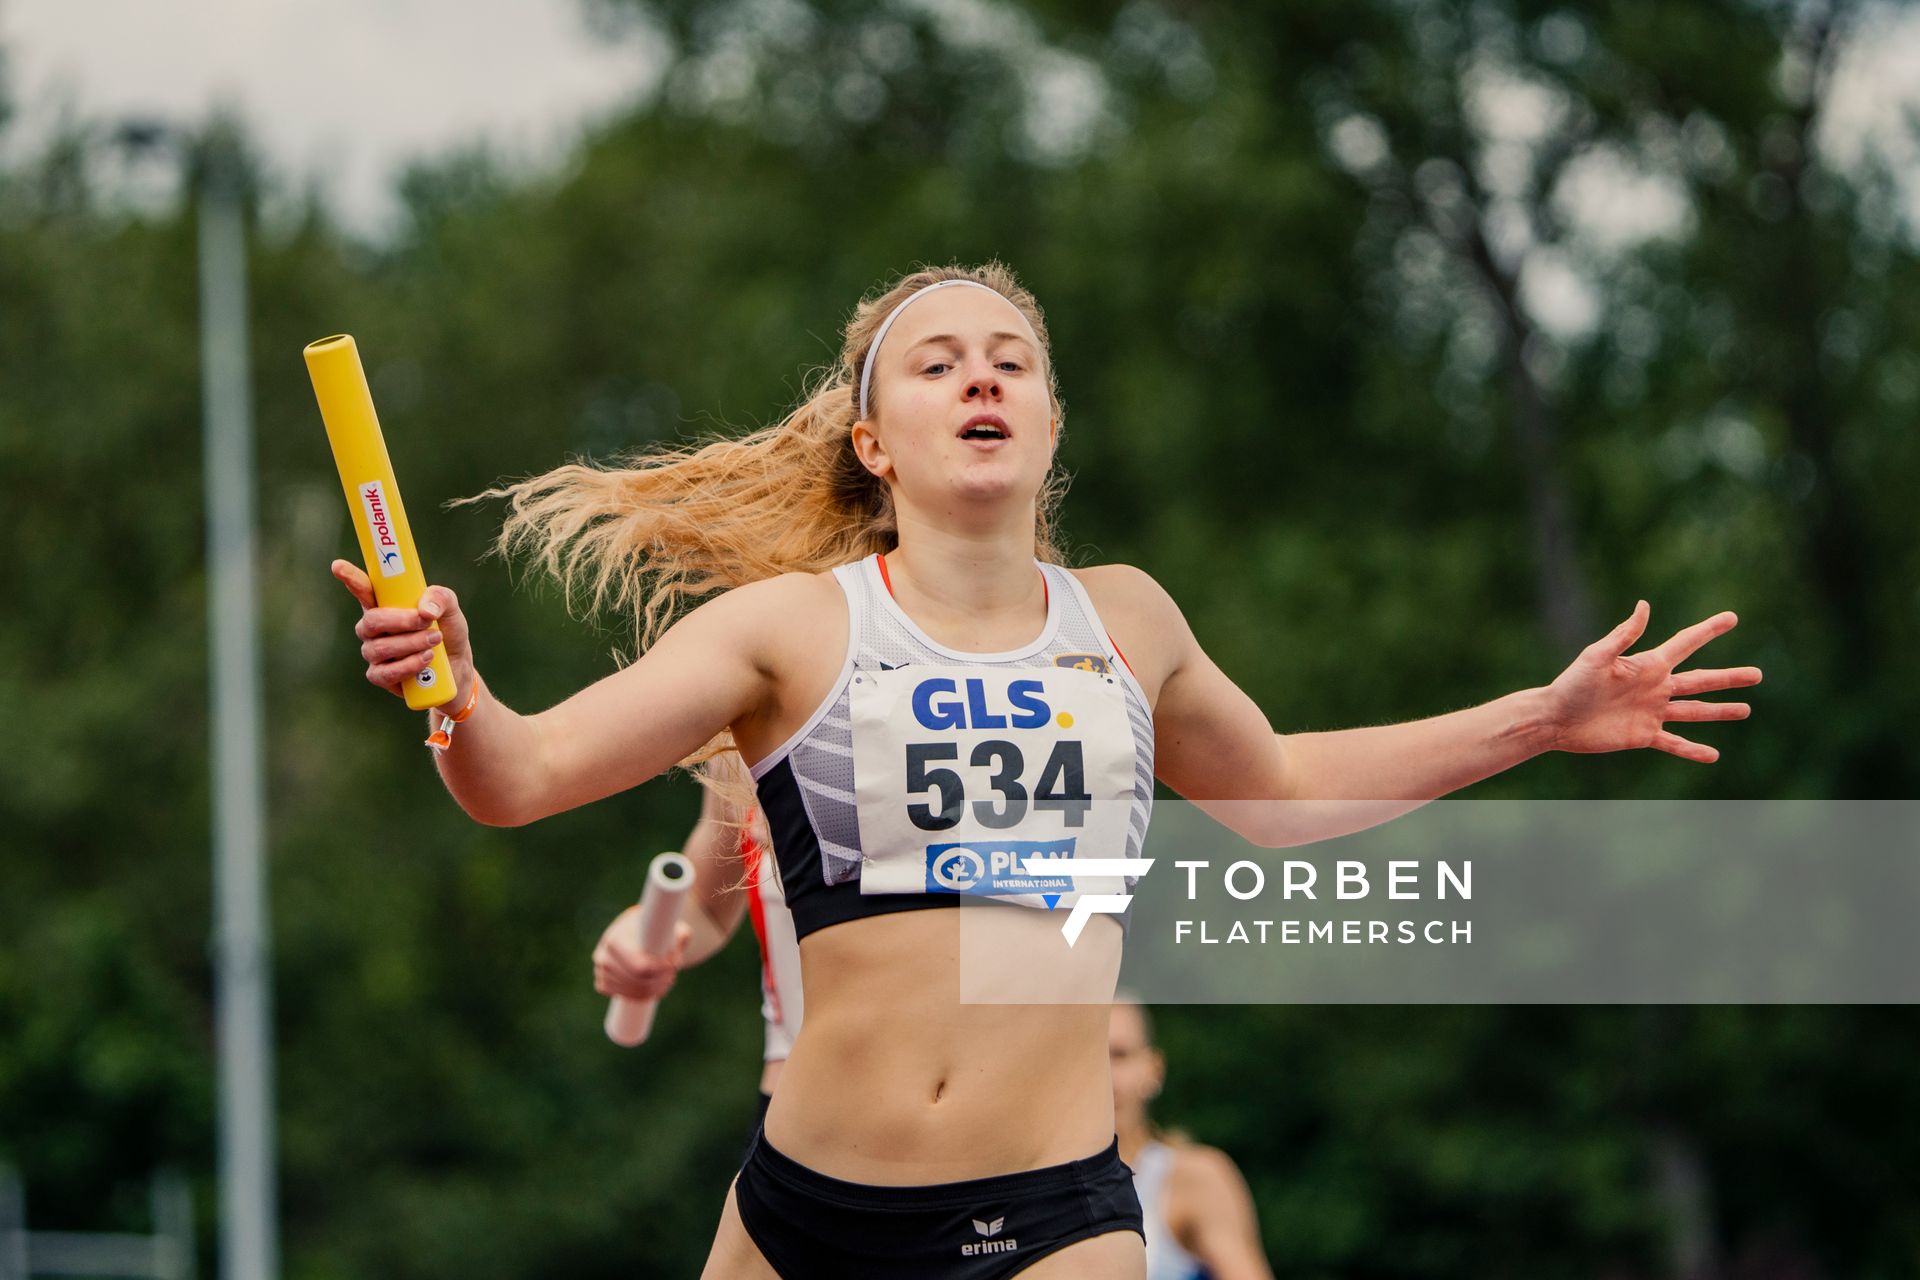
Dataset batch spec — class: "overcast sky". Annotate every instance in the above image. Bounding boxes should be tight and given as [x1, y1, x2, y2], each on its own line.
[5, 0, 1917, 260]
[3, 0, 667, 234]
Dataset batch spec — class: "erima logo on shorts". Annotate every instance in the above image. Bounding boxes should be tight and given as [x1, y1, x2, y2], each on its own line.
[961, 1216, 1016, 1257]
[358, 480, 405, 577]
[911, 677, 1050, 730]
[926, 840, 1075, 897]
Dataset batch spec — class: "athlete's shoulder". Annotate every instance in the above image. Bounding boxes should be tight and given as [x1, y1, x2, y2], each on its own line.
[1066, 560, 1162, 592]
[704, 568, 847, 627]
[726, 567, 844, 601]
[1064, 563, 1193, 679]
[657, 571, 845, 677]
[1166, 1141, 1251, 1200]
[1065, 562, 1186, 617]
[699, 570, 852, 688]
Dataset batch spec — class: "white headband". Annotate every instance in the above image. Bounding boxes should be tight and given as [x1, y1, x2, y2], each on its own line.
[856, 278, 1007, 421]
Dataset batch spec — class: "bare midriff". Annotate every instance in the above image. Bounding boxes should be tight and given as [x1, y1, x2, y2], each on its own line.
[762, 907, 1124, 1185]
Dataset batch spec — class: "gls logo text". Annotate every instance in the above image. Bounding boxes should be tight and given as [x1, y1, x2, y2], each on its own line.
[911, 677, 1051, 730]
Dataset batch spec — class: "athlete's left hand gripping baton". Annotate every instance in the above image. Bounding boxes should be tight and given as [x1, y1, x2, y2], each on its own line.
[605, 852, 695, 1047]
[303, 334, 455, 711]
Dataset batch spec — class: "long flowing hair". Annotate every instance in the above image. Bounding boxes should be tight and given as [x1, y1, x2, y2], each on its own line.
[455, 261, 1071, 804]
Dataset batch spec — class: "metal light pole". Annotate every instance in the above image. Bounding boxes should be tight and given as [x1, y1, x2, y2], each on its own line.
[193, 124, 280, 1280]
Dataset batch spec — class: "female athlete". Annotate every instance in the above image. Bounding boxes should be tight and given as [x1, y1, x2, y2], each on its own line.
[1110, 998, 1272, 1280]
[329, 261, 1757, 1277]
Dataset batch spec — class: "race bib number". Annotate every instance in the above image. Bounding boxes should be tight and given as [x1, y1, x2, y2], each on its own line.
[850, 664, 1137, 906]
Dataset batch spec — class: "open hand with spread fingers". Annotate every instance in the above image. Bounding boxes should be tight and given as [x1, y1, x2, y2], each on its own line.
[1541, 602, 1762, 763]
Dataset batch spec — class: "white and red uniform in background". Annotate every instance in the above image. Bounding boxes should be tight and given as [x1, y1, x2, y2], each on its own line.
[740, 813, 803, 1062]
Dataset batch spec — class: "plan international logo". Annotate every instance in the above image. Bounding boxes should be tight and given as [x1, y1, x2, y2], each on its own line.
[926, 841, 1077, 898]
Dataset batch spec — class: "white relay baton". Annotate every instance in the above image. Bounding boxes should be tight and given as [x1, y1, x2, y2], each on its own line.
[604, 852, 694, 1047]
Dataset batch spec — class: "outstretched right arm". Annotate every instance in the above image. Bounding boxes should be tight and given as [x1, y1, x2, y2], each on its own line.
[332, 559, 793, 827]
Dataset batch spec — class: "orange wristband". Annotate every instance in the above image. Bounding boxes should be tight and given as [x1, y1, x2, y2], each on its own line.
[424, 678, 481, 752]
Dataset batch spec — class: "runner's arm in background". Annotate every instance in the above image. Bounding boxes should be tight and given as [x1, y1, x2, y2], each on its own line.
[1169, 1147, 1274, 1280]
[594, 751, 762, 999]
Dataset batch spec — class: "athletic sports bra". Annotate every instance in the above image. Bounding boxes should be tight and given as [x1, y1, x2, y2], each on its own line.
[749, 553, 1155, 940]
[1133, 1140, 1208, 1280]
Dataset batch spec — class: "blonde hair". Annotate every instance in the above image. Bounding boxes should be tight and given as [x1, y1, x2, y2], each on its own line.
[457, 261, 1070, 805]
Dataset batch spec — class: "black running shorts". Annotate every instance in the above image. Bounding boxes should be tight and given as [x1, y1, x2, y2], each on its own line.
[733, 1129, 1143, 1278]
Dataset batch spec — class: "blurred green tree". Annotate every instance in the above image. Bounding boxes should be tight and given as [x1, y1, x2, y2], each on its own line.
[2, 1, 1915, 1275]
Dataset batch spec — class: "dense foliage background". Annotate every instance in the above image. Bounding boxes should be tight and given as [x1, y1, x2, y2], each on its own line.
[3, 0, 1916, 1275]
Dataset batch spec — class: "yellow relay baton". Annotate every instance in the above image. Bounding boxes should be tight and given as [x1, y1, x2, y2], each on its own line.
[304, 334, 456, 711]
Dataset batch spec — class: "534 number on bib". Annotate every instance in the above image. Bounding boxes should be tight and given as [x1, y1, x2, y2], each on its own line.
[904, 739, 1091, 831]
